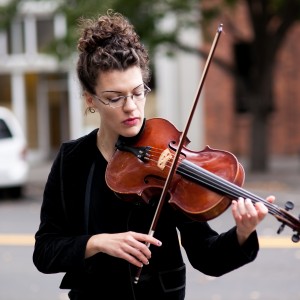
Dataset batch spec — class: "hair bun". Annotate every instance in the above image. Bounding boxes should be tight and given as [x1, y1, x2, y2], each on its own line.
[76, 11, 150, 95]
[77, 12, 137, 54]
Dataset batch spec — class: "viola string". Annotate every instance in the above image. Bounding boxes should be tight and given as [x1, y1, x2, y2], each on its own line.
[180, 160, 300, 225]
[179, 160, 279, 214]
[147, 148, 300, 229]
[145, 148, 292, 222]
[184, 160, 300, 224]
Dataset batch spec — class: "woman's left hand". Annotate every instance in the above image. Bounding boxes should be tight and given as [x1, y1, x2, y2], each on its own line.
[231, 195, 275, 245]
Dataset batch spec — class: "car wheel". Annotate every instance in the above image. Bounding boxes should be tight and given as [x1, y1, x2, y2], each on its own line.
[9, 186, 23, 199]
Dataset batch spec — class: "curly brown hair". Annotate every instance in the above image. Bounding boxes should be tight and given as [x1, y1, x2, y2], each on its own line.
[76, 11, 151, 95]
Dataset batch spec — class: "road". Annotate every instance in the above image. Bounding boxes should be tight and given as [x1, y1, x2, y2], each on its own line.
[0, 157, 300, 300]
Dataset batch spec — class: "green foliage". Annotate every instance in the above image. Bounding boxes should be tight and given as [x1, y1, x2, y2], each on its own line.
[0, 0, 201, 60]
[52, 0, 201, 59]
[2, 0, 300, 60]
[0, 0, 20, 29]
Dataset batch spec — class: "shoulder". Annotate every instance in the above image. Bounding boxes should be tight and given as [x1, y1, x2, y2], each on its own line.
[60, 129, 98, 160]
[49, 129, 98, 176]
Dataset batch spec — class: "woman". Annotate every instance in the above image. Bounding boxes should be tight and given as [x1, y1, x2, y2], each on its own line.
[33, 11, 274, 300]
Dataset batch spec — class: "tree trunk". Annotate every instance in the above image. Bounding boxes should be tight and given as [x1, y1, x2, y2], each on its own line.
[249, 107, 269, 172]
[246, 35, 275, 173]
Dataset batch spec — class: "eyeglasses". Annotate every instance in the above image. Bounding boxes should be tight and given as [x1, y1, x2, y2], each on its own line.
[92, 84, 151, 108]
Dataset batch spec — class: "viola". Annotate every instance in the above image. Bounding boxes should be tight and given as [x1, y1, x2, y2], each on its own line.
[106, 23, 300, 284]
[106, 117, 300, 242]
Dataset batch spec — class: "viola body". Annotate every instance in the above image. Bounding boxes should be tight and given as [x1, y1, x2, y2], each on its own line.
[105, 118, 245, 221]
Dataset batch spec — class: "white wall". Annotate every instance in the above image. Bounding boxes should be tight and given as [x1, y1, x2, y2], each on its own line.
[154, 14, 204, 151]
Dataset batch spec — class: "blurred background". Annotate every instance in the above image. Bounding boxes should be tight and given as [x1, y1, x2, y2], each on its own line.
[1, 0, 300, 172]
[1, 0, 300, 299]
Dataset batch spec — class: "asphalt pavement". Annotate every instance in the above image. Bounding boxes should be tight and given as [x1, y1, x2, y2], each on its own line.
[27, 154, 300, 246]
[28, 154, 300, 208]
[25, 155, 300, 300]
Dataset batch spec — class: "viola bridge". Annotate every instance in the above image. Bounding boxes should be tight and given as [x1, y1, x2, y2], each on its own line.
[158, 149, 172, 170]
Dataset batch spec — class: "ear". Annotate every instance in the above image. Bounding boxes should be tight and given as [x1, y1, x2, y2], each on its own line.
[85, 91, 94, 108]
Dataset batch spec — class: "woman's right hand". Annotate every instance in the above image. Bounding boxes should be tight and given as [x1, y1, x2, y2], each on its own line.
[85, 231, 162, 267]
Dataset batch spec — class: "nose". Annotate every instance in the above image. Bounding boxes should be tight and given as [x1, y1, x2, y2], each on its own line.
[123, 95, 137, 110]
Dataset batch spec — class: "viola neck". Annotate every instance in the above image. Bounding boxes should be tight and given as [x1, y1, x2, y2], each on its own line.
[176, 158, 300, 235]
[177, 159, 274, 216]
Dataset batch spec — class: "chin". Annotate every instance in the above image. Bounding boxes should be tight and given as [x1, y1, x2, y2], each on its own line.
[121, 125, 142, 138]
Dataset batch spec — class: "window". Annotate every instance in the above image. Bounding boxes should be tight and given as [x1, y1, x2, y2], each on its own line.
[7, 19, 25, 54]
[0, 119, 12, 139]
[37, 18, 54, 53]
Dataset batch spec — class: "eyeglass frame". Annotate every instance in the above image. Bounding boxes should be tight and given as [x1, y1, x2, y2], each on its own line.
[92, 83, 151, 108]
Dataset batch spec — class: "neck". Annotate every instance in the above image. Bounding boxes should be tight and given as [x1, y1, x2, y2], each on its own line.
[96, 130, 117, 161]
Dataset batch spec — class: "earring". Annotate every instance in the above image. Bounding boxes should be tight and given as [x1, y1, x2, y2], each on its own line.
[88, 107, 96, 113]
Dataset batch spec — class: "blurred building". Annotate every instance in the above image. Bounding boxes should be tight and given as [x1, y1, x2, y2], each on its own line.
[2, 1, 300, 164]
[203, 3, 300, 158]
[0, 0, 85, 161]
[0, 0, 203, 162]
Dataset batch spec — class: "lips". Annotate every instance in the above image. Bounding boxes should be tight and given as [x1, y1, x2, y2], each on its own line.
[123, 117, 140, 126]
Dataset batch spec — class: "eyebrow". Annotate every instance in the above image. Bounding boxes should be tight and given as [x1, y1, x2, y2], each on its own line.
[101, 83, 144, 94]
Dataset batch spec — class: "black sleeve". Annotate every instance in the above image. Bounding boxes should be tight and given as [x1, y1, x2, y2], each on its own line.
[32, 147, 91, 274]
[177, 214, 259, 277]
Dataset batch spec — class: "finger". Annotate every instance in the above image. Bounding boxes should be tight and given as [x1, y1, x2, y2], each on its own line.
[132, 232, 162, 247]
[266, 195, 275, 203]
[254, 202, 269, 220]
[113, 241, 150, 267]
[126, 244, 150, 265]
[236, 197, 247, 216]
[231, 200, 240, 220]
[244, 198, 257, 216]
[121, 251, 145, 268]
[124, 232, 162, 262]
[121, 233, 152, 259]
[232, 199, 248, 220]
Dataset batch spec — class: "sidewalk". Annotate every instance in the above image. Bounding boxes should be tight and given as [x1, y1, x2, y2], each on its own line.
[28, 161, 52, 186]
[26, 155, 300, 215]
[26, 155, 300, 248]
[28, 155, 300, 190]
[240, 156, 300, 204]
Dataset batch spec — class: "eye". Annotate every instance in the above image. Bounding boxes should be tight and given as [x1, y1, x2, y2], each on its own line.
[108, 96, 123, 103]
[133, 87, 144, 97]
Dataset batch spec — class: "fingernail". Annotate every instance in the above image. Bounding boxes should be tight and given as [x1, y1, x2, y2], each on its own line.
[157, 241, 162, 246]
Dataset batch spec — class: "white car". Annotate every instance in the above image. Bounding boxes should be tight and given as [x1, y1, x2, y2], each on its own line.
[0, 107, 29, 198]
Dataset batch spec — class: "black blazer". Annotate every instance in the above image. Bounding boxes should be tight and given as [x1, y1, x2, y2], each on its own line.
[33, 129, 259, 299]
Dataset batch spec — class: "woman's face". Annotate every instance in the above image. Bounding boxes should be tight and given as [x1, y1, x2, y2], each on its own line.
[87, 66, 147, 140]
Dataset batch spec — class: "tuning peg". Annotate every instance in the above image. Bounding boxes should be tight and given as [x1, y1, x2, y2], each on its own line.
[292, 233, 300, 243]
[285, 201, 294, 211]
[277, 223, 285, 234]
[277, 202, 295, 234]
